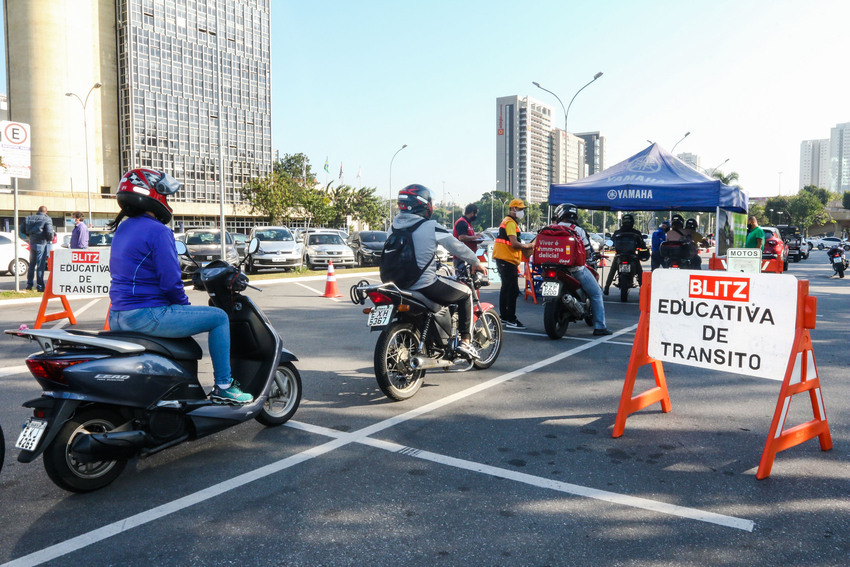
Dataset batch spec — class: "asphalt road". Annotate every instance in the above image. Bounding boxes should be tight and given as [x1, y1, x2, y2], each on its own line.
[0, 254, 848, 566]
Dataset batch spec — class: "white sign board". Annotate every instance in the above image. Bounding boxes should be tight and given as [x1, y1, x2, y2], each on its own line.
[52, 248, 111, 296]
[648, 270, 798, 380]
[726, 248, 762, 274]
[0, 121, 32, 179]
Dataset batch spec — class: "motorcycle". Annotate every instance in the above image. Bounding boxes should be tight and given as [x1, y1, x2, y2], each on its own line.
[5, 238, 302, 492]
[607, 235, 647, 303]
[539, 253, 600, 339]
[659, 240, 695, 270]
[827, 245, 848, 278]
[350, 265, 502, 401]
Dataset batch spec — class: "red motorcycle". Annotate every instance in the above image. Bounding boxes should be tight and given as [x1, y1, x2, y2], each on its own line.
[539, 255, 600, 339]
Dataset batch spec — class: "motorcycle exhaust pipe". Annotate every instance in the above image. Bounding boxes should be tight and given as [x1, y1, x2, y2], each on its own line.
[71, 430, 148, 462]
[561, 293, 585, 318]
[410, 356, 455, 370]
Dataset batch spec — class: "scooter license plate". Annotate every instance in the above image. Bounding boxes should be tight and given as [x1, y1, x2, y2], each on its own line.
[16, 418, 48, 451]
[540, 281, 560, 296]
[368, 305, 394, 327]
[832, 256, 843, 264]
[619, 263, 631, 273]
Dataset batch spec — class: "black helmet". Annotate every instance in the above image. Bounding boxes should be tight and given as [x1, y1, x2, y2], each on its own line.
[671, 214, 685, 228]
[621, 213, 635, 228]
[685, 218, 698, 230]
[397, 184, 434, 219]
[554, 203, 578, 223]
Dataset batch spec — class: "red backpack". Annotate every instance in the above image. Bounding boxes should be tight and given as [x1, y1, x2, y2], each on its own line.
[532, 224, 587, 267]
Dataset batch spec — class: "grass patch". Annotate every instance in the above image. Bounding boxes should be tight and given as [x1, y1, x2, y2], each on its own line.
[231, 265, 378, 281]
[0, 289, 44, 300]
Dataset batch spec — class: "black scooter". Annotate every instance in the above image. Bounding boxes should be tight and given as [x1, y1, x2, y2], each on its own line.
[6, 238, 302, 492]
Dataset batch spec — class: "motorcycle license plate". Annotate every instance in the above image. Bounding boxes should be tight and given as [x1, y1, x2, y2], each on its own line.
[540, 281, 560, 296]
[16, 418, 48, 451]
[367, 305, 394, 327]
[618, 263, 631, 273]
[833, 256, 843, 264]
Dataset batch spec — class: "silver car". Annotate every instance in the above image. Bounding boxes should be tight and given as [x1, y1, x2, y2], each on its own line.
[247, 226, 302, 273]
[180, 229, 239, 277]
[302, 231, 355, 270]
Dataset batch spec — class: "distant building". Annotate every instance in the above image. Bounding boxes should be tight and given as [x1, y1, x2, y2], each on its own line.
[799, 139, 830, 189]
[495, 95, 589, 204]
[829, 123, 850, 193]
[677, 152, 701, 171]
[575, 131, 606, 176]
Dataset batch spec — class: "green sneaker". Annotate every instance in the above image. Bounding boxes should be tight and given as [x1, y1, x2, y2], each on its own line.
[211, 381, 254, 405]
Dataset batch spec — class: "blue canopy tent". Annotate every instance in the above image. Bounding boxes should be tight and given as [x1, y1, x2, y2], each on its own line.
[548, 143, 748, 214]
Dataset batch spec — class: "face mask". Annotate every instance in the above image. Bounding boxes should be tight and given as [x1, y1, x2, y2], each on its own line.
[515, 210, 525, 220]
[469, 214, 478, 222]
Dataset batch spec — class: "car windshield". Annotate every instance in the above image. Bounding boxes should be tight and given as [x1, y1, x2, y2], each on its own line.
[308, 234, 344, 246]
[186, 231, 230, 245]
[764, 229, 776, 239]
[256, 229, 293, 242]
[89, 232, 113, 246]
[361, 232, 387, 243]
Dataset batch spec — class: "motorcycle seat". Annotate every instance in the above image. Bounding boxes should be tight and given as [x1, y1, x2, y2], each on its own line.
[72, 330, 204, 360]
[400, 289, 444, 313]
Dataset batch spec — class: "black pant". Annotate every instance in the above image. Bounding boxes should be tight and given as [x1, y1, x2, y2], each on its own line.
[418, 276, 473, 340]
[604, 255, 643, 290]
[495, 259, 520, 323]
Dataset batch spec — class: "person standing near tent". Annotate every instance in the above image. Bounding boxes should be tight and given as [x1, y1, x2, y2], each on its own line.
[452, 203, 483, 273]
[650, 220, 669, 271]
[493, 199, 534, 329]
[745, 216, 765, 250]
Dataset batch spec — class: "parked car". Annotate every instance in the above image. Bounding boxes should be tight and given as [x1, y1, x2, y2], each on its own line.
[246, 226, 302, 273]
[302, 231, 355, 270]
[761, 226, 789, 270]
[0, 231, 30, 276]
[811, 236, 849, 251]
[775, 225, 807, 262]
[348, 230, 387, 266]
[179, 229, 239, 277]
[59, 229, 113, 248]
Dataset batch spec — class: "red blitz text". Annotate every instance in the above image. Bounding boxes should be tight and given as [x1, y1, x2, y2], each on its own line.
[71, 251, 101, 264]
[688, 275, 749, 302]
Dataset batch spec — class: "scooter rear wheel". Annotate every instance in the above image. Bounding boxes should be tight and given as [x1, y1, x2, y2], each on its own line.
[375, 322, 425, 401]
[256, 362, 302, 426]
[42, 408, 127, 493]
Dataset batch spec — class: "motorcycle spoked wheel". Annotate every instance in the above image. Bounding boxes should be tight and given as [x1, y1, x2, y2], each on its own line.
[543, 297, 570, 339]
[374, 322, 426, 401]
[42, 408, 128, 493]
[256, 362, 302, 426]
[473, 310, 503, 369]
[619, 272, 633, 302]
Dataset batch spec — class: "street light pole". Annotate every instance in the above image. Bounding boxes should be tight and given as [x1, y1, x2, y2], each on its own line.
[671, 131, 691, 153]
[388, 144, 408, 227]
[66, 82, 103, 227]
[533, 72, 603, 184]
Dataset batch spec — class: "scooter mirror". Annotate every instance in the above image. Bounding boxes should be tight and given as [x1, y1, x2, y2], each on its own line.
[247, 237, 260, 255]
[605, 239, 614, 247]
[175, 240, 188, 255]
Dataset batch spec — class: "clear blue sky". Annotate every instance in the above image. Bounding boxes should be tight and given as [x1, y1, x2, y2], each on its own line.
[3, 0, 848, 204]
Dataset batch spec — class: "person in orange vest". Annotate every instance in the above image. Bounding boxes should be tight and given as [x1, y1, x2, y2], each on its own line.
[492, 198, 534, 329]
[452, 203, 483, 273]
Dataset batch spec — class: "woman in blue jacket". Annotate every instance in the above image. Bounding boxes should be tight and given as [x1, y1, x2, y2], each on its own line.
[107, 169, 252, 405]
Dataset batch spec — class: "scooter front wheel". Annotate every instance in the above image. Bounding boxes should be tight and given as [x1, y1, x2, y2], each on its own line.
[256, 362, 302, 426]
[375, 322, 425, 401]
[42, 408, 127, 493]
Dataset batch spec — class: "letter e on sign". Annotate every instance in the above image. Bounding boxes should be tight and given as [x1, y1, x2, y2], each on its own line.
[688, 274, 749, 302]
[72, 251, 100, 264]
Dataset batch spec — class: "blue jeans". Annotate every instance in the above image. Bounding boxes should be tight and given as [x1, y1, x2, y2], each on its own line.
[572, 266, 606, 330]
[26, 241, 49, 290]
[109, 304, 232, 386]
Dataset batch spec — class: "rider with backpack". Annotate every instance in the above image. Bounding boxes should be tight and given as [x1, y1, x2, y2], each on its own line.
[381, 184, 486, 360]
[553, 203, 611, 336]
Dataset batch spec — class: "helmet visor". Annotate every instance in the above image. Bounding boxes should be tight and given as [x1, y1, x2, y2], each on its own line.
[155, 173, 181, 196]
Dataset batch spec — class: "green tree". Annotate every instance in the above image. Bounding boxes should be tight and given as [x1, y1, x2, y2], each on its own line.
[238, 172, 296, 224]
[843, 191, 850, 210]
[763, 196, 791, 225]
[712, 170, 740, 187]
[800, 185, 832, 206]
[474, 191, 515, 230]
[786, 191, 830, 232]
[748, 203, 767, 226]
[274, 152, 316, 186]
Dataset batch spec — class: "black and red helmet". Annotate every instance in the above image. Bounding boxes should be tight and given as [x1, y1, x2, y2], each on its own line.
[116, 169, 181, 224]
[398, 184, 433, 219]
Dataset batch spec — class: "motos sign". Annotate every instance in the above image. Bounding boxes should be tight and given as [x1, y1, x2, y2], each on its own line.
[648, 270, 797, 380]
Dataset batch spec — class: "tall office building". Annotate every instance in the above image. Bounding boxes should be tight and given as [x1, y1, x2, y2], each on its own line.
[495, 95, 586, 204]
[576, 131, 605, 176]
[799, 139, 829, 189]
[677, 152, 701, 171]
[829, 123, 850, 193]
[3, 0, 271, 230]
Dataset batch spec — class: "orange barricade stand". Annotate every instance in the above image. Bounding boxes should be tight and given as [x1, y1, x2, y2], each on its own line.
[522, 258, 537, 303]
[612, 271, 832, 479]
[33, 252, 77, 329]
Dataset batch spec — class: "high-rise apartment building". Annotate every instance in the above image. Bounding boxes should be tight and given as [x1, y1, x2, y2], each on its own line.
[829, 123, 850, 193]
[677, 152, 701, 171]
[3, 0, 271, 231]
[576, 131, 605, 176]
[495, 95, 587, 204]
[799, 139, 829, 189]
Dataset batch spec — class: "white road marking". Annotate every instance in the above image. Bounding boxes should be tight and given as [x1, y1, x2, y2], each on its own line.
[0, 365, 28, 378]
[293, 281, 342, 302]
[51, 298, 105, 329]
[0, 322, 755, 567]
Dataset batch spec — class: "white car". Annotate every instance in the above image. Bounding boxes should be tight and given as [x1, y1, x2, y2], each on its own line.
[247, 226, 303, 273]
[811, 236, 849, 250]
[302, 231, 356, 270]
[0, 231, 30, 276]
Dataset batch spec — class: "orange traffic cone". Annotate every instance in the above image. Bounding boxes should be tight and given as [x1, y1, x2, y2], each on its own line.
[323, 261, 342, 298]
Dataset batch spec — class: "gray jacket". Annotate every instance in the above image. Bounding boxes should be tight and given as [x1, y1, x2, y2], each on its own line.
[25, 212, 55, 244]
[390, 212, 482, 290]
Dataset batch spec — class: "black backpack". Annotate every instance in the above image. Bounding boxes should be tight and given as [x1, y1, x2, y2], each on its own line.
[380, 218, 433, 288]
